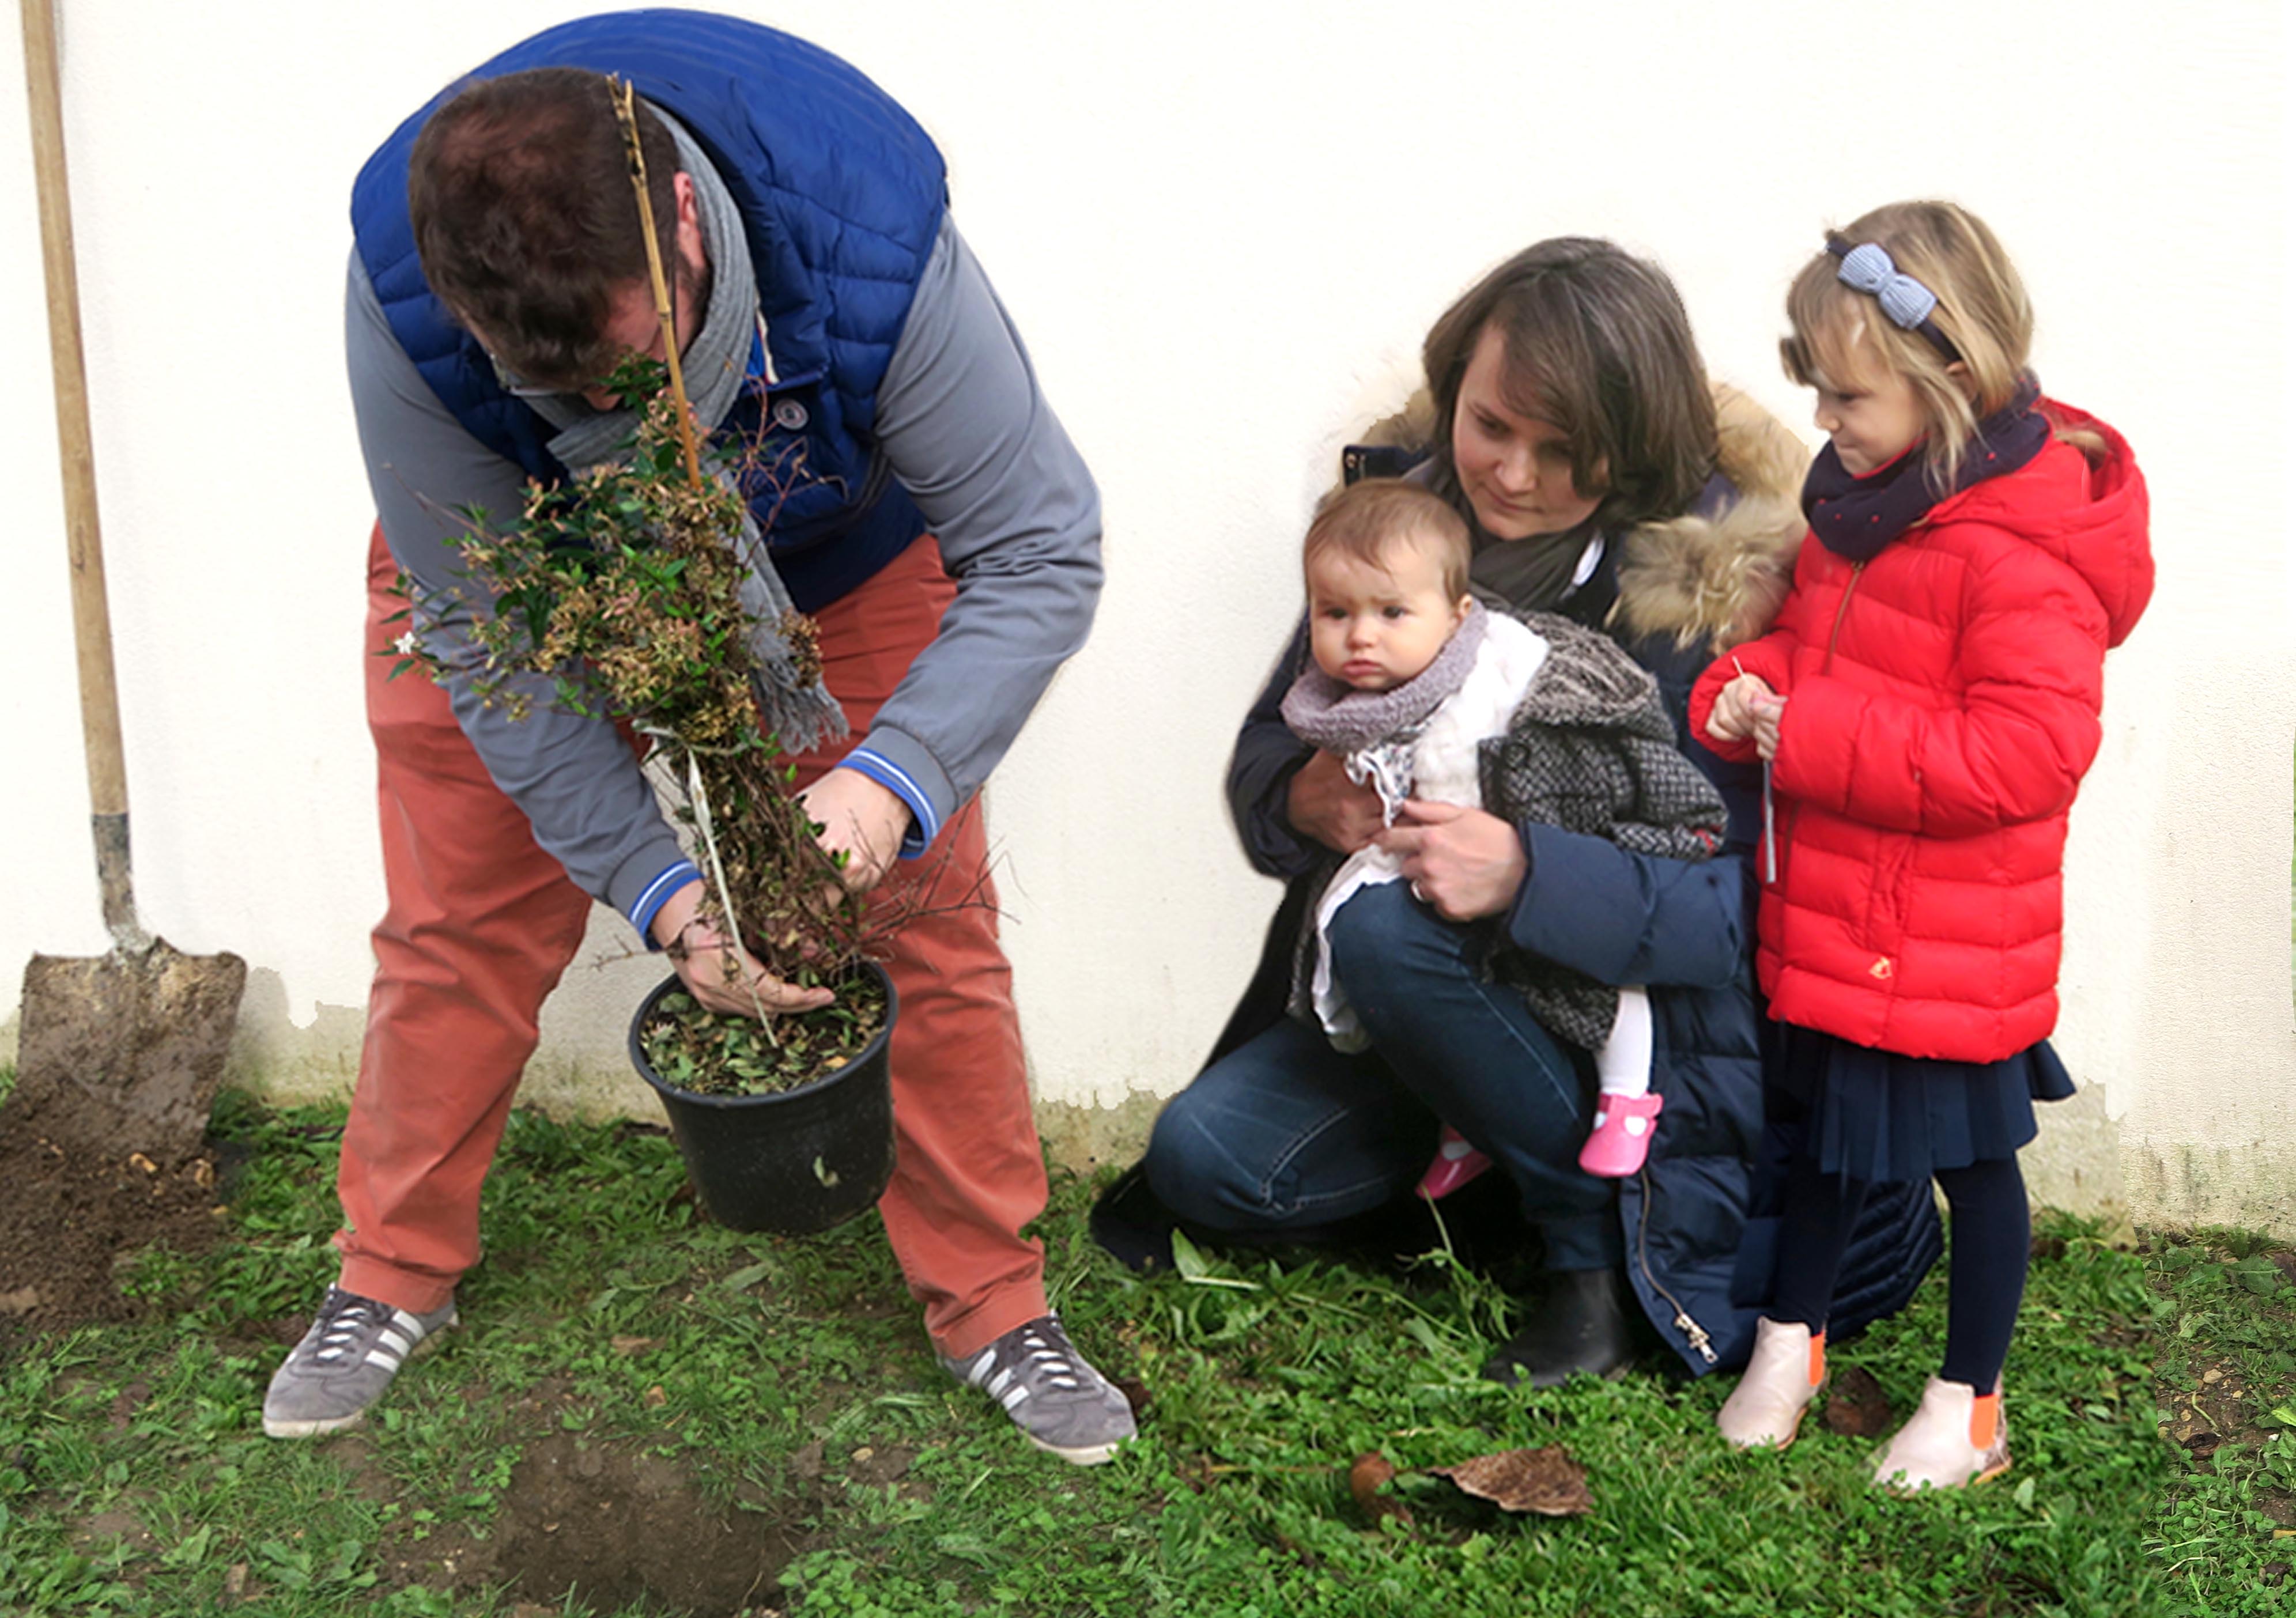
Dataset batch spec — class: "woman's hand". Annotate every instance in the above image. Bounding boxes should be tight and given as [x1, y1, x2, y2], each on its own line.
[648, 883, 836, 1018]
[1376, 800, 1528, 921]
[1285, 749, 1385, 854]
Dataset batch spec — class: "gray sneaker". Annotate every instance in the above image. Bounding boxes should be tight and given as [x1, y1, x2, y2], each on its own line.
[941, 1313, 1136, 1465]
[262, 1286, 457, 1438]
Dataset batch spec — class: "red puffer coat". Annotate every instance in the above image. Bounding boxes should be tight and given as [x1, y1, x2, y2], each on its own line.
[1688, 403, 2151, 1061]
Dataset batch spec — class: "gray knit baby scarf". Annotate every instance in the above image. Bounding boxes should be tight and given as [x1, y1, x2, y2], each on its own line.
[526, 111, 846, 754]
[1281, 600, 1490, 754]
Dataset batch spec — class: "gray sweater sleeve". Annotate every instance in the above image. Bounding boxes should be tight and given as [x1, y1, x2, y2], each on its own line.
[344, 211, 1101, 921]
[346, 252, 689, 925]
[852, 217, 1103, 834]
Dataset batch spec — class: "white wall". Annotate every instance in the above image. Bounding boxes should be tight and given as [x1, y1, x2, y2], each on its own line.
[4, 2, 2290, 1229]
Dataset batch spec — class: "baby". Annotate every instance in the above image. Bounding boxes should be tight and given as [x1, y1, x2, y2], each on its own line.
[1279, 478, 1725, 1184]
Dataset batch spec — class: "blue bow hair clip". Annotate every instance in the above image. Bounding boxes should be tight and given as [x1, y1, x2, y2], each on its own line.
[1826, 235, 1963, 362]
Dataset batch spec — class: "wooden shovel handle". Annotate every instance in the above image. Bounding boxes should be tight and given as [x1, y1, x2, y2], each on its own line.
[24, 0, 138, 937]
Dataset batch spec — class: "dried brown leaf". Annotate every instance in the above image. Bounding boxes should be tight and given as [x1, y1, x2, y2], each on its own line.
[1822, 1364, 1894, 1438]
[1427, 1445, 1592, 1517]
[1347, 1451, 1413, 1528]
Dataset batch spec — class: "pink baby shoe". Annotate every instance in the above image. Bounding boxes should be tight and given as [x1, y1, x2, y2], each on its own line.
[1577, 1092, 1665, 1178]
[1415, 1126, 1492, 1200]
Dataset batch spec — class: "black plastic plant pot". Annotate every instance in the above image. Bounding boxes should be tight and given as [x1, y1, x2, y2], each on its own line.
[627, 965, 898, 1236]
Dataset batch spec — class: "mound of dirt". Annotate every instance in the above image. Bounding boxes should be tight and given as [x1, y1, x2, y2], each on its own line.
[0, 1083, 227, 1343]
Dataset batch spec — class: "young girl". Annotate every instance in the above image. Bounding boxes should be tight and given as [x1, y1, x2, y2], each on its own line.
[1691, 202, 2151, 1490]
[1281, 478, 1725, 1181]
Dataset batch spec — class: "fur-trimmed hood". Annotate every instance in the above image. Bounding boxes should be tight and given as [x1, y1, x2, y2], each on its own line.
[1349, 383, 1810, 656]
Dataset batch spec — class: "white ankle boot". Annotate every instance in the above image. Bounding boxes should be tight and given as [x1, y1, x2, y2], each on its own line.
[1872, 1377, 2011, 1492]
[1717, 1317, 1826, 1449]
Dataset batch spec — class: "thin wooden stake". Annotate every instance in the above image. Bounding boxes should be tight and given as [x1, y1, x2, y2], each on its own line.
[610, 77, 704, 487]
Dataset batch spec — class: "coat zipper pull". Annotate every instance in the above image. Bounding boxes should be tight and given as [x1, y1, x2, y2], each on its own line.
[1674, 1311, 1718, 1364]
[1635, 1166, 1720, 1364]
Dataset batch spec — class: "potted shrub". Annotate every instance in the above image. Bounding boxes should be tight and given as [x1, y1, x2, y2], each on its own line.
[390, 84, 898, 1232]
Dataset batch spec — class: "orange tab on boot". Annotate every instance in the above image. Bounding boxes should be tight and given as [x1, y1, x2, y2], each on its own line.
[1969, 1392, 2000, 1450]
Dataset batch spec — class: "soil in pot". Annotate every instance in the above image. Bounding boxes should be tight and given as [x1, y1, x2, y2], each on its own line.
[636, 967, 889, 1097]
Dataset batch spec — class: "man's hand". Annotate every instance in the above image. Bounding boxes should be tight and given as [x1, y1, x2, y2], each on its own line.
[798, 769, 912, 894]
[648, 882, 834, 1018]
[1285, 749, 1386, 855]
[1375, 800, 1527, 921]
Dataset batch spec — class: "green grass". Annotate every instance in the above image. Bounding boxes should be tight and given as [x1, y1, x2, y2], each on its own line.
[1, 1091, 2289, 1616]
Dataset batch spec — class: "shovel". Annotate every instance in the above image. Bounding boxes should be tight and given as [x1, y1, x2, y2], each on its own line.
[12, 0, 245, 1165]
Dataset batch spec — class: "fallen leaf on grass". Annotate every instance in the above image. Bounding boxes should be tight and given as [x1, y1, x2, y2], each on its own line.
[1427, 1446, 1592, 1517]
[1823, 1366, 1893, 1438]
[610, 1335, 659, 1354]
[1348, 1451, 1413, 1528]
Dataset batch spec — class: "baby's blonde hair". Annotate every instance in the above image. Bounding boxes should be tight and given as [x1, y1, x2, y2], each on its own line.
[1781, 201, 2039, 489]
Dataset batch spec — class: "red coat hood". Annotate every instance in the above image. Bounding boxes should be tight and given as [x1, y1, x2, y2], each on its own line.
[1936, 399, 2154, 648]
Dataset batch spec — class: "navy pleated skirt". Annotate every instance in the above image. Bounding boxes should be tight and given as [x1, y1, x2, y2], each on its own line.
[1769, 1022, 2075, 1185]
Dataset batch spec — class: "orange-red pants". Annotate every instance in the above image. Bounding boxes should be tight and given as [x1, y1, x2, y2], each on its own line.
[339, 525, 1049, 1358]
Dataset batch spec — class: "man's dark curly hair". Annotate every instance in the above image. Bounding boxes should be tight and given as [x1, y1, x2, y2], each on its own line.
[408, 66, 684, 391]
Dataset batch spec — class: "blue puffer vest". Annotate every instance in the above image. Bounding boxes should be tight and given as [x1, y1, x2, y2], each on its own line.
[349, 9, 947, 611]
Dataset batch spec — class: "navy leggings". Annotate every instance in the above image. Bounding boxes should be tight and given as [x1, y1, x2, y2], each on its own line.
[1771, 1154, 2029, 1393]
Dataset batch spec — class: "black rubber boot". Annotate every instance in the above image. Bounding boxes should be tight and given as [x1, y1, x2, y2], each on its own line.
[1481, 1265, 1639, 1388]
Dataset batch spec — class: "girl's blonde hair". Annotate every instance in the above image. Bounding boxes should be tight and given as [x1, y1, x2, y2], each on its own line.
[1782, 201, 2066, 489]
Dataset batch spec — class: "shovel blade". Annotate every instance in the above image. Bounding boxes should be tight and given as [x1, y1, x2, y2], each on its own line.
[15, 937, 247, 1163]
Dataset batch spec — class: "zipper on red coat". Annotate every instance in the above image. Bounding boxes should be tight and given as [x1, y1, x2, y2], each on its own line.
[1820, 561, 1866, 675]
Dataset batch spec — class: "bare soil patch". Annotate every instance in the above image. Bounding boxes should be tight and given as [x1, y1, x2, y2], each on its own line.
[484, 1431, 809, 1614]
[0, 1084, 226, 1344]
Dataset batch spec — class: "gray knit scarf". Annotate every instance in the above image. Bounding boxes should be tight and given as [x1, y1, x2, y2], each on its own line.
[1281, 601, 1490, 754]
[526, 112, 846, 754]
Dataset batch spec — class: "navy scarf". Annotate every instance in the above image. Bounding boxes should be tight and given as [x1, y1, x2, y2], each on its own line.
[1802, 376, 2049, 562]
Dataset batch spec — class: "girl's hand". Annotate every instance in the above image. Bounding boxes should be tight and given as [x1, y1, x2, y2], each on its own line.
[1749, 693, 1786, 763]
[1706, 672, 1778, 743]
[1376, 800, 1527, 921]
[1286, 748, 1385, 854]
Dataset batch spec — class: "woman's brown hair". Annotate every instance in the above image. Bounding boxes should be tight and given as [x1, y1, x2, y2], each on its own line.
[1422, 238, 1717, 534]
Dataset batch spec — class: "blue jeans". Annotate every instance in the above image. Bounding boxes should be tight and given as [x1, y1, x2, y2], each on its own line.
[1145, 881, 1620, 1272]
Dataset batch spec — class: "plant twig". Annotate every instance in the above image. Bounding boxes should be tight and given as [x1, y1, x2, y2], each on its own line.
[682, 744, 774, 1035]
[609, 75, 703, 487]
